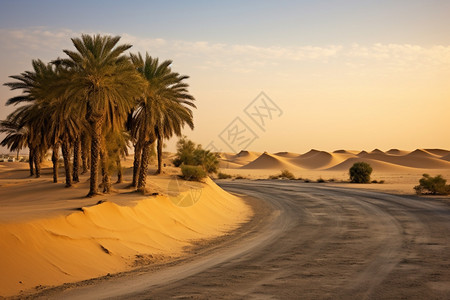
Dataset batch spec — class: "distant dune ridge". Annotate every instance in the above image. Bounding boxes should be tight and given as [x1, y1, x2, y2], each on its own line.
[240, 152, 300, 170]
[222, 148, 450, 172]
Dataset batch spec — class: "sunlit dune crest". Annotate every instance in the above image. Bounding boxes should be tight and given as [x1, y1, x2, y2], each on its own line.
[240, 152, 300, 170]
[225, 149, 450, 172]
[424, 149, 450, 157]
[273, 151, 300, 158]
[357, 150, 369, 157]
[441, 153, 450, 162]
[371, 148, 384, 154]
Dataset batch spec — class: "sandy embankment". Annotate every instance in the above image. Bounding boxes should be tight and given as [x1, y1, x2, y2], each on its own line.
[0, 168, 252, 298]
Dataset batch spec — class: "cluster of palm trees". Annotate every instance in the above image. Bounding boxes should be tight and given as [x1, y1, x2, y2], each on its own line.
[0, 34, 195, 197]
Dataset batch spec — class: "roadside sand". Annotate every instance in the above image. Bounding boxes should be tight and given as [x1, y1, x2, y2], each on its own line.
[0, 162, 252, 297]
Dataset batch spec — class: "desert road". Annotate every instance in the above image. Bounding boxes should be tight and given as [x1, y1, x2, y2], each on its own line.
[47, 181, 450, 299]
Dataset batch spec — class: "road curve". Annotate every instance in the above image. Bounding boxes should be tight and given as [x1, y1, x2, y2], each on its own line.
[47, 181, 450, 299]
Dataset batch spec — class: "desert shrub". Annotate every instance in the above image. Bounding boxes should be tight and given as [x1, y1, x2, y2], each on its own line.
[317, 178, 325, 183]
[181, 165, 207, 182]
[349, 162, 373, 183]
[218, 172, 232, 179]
[280, 170, 295, 179]
[414, 174, 450, 195]
[193, 148, 220, 173]
[304, 179, 311, 183]
[235, 176, 246, 180]
[379, 180, 385, 184]
[270, 170, 295, 180]
[371, 180, 378, 184]
[173, 137, 196, 167]
[173, 137, 219, 173]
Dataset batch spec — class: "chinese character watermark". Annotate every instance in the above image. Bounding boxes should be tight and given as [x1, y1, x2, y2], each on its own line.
[218, 117, 258, 153]
[244, 92, 283, 131]
[209, 91, 282, 153]
[168, 91, 282, 207]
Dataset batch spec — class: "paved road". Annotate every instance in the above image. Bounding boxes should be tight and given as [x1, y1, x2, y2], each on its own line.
[50, 181, 450, 299]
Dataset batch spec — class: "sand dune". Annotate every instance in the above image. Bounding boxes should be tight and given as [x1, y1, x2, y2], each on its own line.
[352, 150, 450, 169]
[405, 149, 439, 158]
[441, 153, 450, 161]
[298, 149, 322, 159]
[221, 148, 450, 173]
[357, 150, 369, 156]
[424, 149, 450, 157]
[326, 157, 415, 172]
[240, 152, 300, 170]
[219, 151, 261, 168]
[224, 150, 261, 166]
[386, 149, 410, 156]
[274, 151, 300, 158]
[219, 160, 244, 169]
[0, 176, 251, 297]
[371, 149, 384, 154]
[333, 150, 359, 155]
[288, 151, 351, 170]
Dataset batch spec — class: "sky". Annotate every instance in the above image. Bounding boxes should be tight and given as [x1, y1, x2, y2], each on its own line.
[1, 0, 449, 154]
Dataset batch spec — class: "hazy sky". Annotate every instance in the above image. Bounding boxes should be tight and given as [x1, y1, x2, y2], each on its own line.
[1, 0, 449, 153]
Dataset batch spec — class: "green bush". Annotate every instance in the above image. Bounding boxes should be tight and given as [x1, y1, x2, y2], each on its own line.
[269, 169, 295, 180]
[181, 165, 207, 182]
[349, 162, 373, 183]
[414, 174, 450, 195]
[217, 172, 232, 179]
[173, 137, 219, 173]
[280, 170, 295, 179]
[194, 148, 220, 173]
[173, 137, 196, 167]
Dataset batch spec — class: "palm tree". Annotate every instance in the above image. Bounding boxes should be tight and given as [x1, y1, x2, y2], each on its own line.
[3, 59, 54, 176]
[3, 60, 50, 106]
[104, 129, 131, 184]
[129, 53, 195, 191]
[80, 132, 90, 174]
[3, 104, 49, 177]
[154, 100, 194, 174]
[58, 34, 146, 197]
[0, 116, 29, 169]
[35, 62, 83, 185]
[45, 97, 82, 187]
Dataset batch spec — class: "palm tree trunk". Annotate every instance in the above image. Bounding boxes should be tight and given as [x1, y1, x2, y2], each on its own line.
[28, 147, 34, 176]
[87, 119, 102, 197]
[116, 158, 123, 183]
[34, 147, 41, 178]
[51, 143, 60, 183]
[137, 139, 154, 192]
[156, 136, 163, 174]
[131, 141, 142, 187]
[100, 146, 111, 193]
[81, 133, 89, 174]
[62, 139, 72, 187]
[72, 136, 81, 182]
